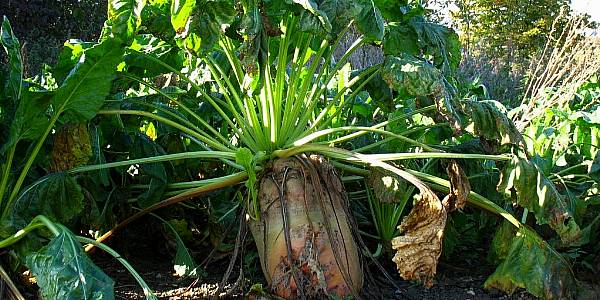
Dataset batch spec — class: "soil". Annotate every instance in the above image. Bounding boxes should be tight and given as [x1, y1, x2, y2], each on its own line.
[88, 230, 541, 300]
[4, 220, 599, 300]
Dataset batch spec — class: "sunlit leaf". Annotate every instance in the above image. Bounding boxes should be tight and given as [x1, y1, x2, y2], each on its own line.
[53, 39, 124, 123]
[381, 54, 444, 99]
[105, 0, 147, 44]
[498, 156, 581, 244]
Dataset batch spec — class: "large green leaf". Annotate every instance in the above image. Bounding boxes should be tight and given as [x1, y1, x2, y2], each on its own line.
[0, 16, 23, 104]
[381, 54, 444, 99]
[292, 0, 332, 33]
[52, 41, 96, 85]
[383, 22, 419, 57]
[0, 90, 52, 153]
[126, 34, 183, 77]
[105, 0, 147, 44]
[171, 0, 235, 54]
[384, 19, 460, 73]
[9, 173, 84, 230]
[170, 0, 196, 31]
[498, 156, 581, 244]
[53, 39, 124, 123]
[25, 224, 115, 300]
[484, 227, 577, 299]
[316, 0, 383, 40]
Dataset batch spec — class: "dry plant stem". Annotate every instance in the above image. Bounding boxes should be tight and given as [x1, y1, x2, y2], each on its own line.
[84, 172, 248, 252]
[0, 263, 25, 300]
[517, 10, 600, 130]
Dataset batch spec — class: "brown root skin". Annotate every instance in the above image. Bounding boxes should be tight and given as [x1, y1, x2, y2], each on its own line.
[249, 155, 363, 299]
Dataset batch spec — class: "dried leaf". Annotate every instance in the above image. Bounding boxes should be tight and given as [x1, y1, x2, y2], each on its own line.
[50, 123, 92, 172]
[391, 161, 470, 286]
[442, 160, 470, 211]
[391, 192, 446, 286]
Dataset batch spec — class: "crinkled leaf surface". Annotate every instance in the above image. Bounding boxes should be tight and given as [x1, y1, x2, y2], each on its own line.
[384, 19, 460, 72]
[381, 54, 445, 99]
[383, 22, 419, 57]
[53, 39, 124, 123]
[170, 0, 235, 54]
[314, 0, 383, 40]
[454, 99, 525, 147]
[392, 193, 446, 286]
[484, 227, 577, 300]
[50, 124, 93, 172]
[1, 16, 23, 104]
[25, 224, 115, 300]
[498, 156, 581, 244]
[441, 160, 469, 211]
[10, 173, 84, 230]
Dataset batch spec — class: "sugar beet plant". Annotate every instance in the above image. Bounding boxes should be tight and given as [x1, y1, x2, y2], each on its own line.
[0, 0, 595, 299]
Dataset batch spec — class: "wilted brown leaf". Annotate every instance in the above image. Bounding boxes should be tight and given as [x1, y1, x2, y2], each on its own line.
[392, 192, 446, 287]
[51, 123, 92, 172]
[442, 160, 470, 211]
[391, 161, 471, 286]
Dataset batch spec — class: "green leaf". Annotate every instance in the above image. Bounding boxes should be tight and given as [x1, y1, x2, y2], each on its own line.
[171, 0, 236, 54]
[352, 0, 384, 41]
[140, 0, 175, 42]
[408, 19, 461, 72]
[9, 173, 84, 230]
[292, 0, 332, 33]
[498, 156, 581, 244]
[132, 134, 168, 208]
[153, 216, 200, 278]
[53, 39, 124, 123]
[381, 54, 445, 99]
[52, 41, 95, 84]
[1, 16, 23, 103]
[25, 224, 115, 300]
[106, 0, 147, 44]
[170, 0, 196, 32]
[383, 22, 420, 57]
[126, 34, 183, 77]
[455, 99, 524, 147]
[590, 150, 600, 184]
[484, 227, 577, 299]
[487, 220, 516, 265]
[0, 90, 52, 154]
